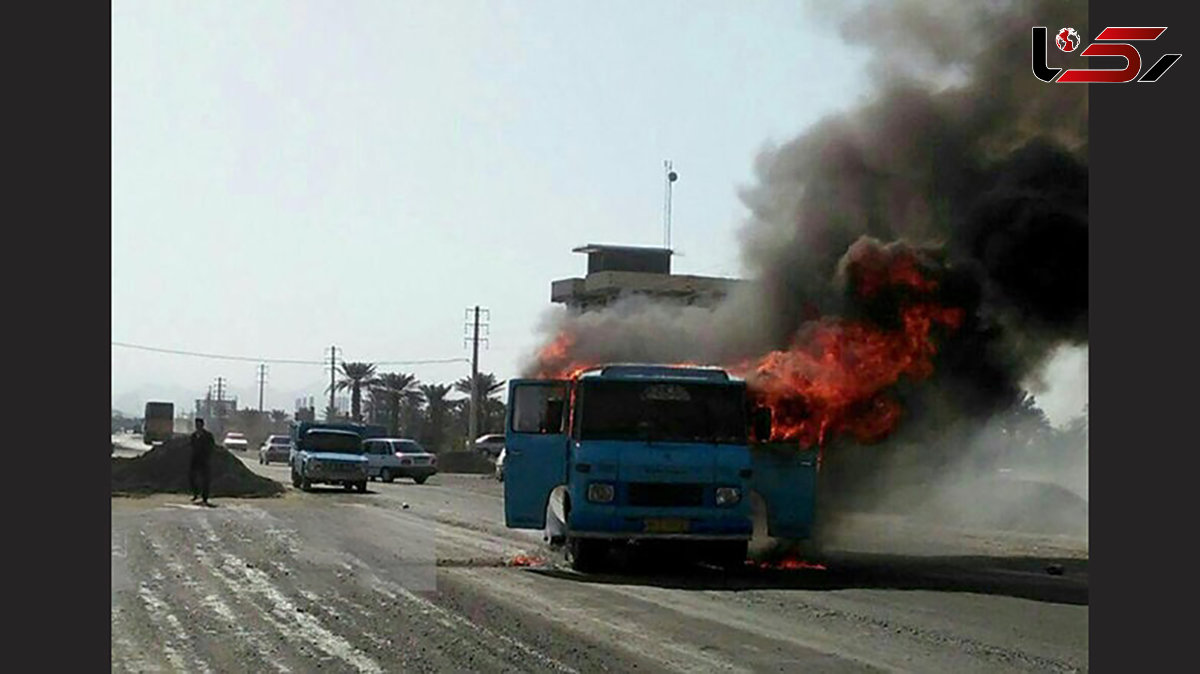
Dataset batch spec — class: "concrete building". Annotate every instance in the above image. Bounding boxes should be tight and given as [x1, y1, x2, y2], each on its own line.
[551, 244, 742, 313]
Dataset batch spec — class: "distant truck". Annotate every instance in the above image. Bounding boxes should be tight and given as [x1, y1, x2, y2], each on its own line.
[503, 364, 818, 572]
[143, 402, 175, 445]
[289, 421, 386, 493]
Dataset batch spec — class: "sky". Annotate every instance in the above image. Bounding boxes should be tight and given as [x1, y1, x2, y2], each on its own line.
[112, 1, 1087, 424]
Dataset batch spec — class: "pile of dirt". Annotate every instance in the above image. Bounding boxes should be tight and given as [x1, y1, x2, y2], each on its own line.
[111, 437, 285, 498]
[920, 477, 1089, 537]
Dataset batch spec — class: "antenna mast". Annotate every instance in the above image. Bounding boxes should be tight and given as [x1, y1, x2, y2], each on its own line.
[663, 160, 678, 249]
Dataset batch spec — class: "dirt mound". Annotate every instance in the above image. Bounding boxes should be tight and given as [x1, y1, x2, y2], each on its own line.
[921, 477, 1088, 537]
[112, 437, 285, 498]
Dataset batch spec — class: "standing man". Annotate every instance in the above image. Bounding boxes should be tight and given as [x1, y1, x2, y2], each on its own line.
[189, 418, 217, 506]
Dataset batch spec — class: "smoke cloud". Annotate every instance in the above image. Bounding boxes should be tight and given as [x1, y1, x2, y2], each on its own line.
[529, 0, 1084, 395]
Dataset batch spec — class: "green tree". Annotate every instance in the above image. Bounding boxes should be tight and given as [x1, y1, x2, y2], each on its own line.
[371, 372, 422, 436]
[999, 392, 1053, 458]
[453, 372, 506, 400]
[335, 362, 378, 422]
[419, 384, 454, 452]
[454, 372, 507, 435]
[269, 409, 290, 434]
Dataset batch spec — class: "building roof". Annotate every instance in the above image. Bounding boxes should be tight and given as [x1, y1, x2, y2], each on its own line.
[572, 243, 674, 256]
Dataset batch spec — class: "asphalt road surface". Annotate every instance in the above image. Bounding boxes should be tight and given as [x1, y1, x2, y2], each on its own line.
[111, 435, 1088, 673]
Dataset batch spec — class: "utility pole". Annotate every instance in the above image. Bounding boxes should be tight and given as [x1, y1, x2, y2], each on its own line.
[464, 306, 490, 452]
[257, 364, 268, 412]
[213, 377, 227, 433]
[326, 346, 341, 421]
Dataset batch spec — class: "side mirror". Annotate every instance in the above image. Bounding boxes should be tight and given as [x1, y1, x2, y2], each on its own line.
[752, 406, 773, 442]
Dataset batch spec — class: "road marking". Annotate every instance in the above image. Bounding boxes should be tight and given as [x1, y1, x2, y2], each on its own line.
[111, 603, 158, 673]
[450, 568, 751, 674]
[359, 566, 579, 674]
[194, 519, 384, 674]
[150, 538, 292, 673]
[138, 571, 213, 674]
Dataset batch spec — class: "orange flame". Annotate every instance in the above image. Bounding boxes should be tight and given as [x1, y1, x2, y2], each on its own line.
[529, 241, 964, 452]
[533, 332, 593, 379]
[752, 558, 828, 571]
[508, 554, 546, 567]
[736, 302, 963, 448]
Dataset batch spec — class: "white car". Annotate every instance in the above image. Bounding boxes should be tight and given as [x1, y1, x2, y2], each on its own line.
[223, 432, 249, 452]
[472, 433, 506, 459]
[495, 447, 506, 481]
[363, 438, 438, 484]
[258, 435, 293, 465]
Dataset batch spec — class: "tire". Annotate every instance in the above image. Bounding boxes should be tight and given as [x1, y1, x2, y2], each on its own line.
[343, 482, 354, 491]
[356, 481, 368, 493]
[381, 468, 393, 483]
[566, 537, 607, 573]
[413, 475, 427, 485]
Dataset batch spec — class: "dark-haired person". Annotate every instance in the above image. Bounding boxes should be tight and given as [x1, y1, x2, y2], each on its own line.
[189, 418, 216, 506]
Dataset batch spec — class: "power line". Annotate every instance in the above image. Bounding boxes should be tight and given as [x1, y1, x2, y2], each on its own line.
[111, 341, 469, 366]
[112, 341, 323, 364]
[376, 358, 471, 365]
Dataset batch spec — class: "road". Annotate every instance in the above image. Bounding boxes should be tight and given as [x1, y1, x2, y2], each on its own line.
[111, 435, 1088, 673]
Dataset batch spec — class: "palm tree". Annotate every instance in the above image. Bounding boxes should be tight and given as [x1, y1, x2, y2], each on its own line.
[1000, 392, 1052, 457]
[363, 391, 382, 425]
[453, 372, 506, 400]
[334, 362, 377, 422]
[371, 372, 422, 436]
[419, 384, 453, 452]
[454, 372, 506, 437]
[269, 409, 288, 425]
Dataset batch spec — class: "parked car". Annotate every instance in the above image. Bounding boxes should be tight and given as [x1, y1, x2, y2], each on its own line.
[223, 432, 249, 452]
[363, 438, 438, 484]
[472, 433, 506, 458]
[258, 434, 292, 465]
[494, 447, 506, 481]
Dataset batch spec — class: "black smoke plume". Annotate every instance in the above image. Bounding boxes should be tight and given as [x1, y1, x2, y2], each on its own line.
[525, 1, 1087, 471]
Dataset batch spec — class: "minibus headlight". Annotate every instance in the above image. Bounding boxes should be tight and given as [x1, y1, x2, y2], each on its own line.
[587, 483, 615, 503]
[715, 487, 741, 506]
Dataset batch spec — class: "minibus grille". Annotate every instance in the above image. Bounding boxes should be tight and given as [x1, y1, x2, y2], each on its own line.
[627, 483, 704, 507]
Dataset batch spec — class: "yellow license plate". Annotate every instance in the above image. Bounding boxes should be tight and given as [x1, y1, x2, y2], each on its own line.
[644, 518, 690, 534]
